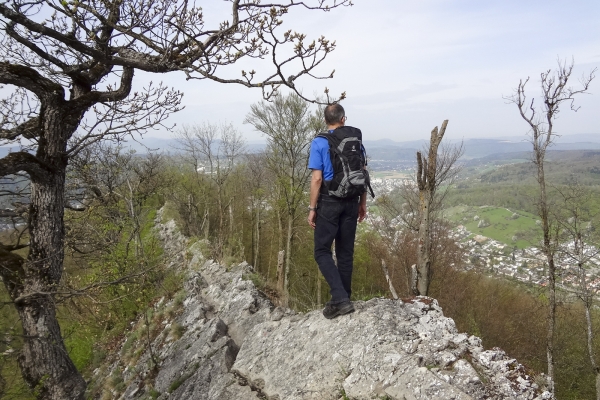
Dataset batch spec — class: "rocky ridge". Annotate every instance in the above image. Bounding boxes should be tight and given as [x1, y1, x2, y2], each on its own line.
[95, 215, 553, 400]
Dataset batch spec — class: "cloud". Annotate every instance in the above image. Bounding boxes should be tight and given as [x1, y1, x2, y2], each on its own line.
[127, 0, 600, 141]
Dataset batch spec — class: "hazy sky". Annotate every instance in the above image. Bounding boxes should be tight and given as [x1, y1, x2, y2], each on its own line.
[140, 0, 600, 142]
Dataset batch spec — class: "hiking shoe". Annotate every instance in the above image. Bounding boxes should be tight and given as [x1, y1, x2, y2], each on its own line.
[322, 301, 355, 319]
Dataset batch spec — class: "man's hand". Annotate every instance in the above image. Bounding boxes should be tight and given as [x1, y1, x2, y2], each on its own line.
[358, 202, 367, 222]
[308, 210, 317, 229]
[358, 192, 367, 222]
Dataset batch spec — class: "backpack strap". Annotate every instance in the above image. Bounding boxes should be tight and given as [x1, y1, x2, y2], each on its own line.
[366, 178, 375, 199]
[316, 133, 335, 196]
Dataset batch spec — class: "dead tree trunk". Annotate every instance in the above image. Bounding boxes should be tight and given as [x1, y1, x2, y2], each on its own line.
[410, 264, 418, 295]
[415, 120, 448, 296]
[381, 259, 399, 300]
[254, 205, 260, 270]
[506, 60, 595, 393]
[276, 249, 285, 302]
[283, 212, 294, 306]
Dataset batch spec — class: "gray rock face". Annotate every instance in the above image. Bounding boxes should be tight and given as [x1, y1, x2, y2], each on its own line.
[102, 216, 552, 400]
[233, 297, 550, 400]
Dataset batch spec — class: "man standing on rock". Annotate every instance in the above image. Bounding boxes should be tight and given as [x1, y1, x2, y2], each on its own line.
[308, 103, 371, 319]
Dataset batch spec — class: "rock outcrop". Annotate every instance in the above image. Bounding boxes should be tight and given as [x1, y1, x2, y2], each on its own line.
[97, 217, 552, 400]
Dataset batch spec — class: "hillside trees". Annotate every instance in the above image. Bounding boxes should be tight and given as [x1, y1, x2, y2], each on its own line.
[0, 0, 350, 396]
[174, 123, 245, 260]
[246, 93, 323, 305]
[244, 152, 270, 272]
[66, 143, 167, 261]
[506, 59, 596, 393]
[554, 181, 600, 399]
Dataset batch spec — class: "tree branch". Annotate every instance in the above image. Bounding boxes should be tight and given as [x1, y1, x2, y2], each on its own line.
[6, 21, 69, 71]
[0, 151, 54, 181]
[0, 4, 107, 63]
[74, 67, 134, 106]
[0, 62, 64, 99]
[0, 117, 40, 140]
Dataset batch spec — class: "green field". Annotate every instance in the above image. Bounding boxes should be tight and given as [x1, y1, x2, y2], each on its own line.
[372, 171, 410, 179]
[444, 205, 541, 249]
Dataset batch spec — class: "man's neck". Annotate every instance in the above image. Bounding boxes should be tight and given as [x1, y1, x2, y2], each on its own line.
[327, 123, 344, 131]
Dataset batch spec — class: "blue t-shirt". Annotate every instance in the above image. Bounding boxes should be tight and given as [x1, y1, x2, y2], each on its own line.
[308, 130, 366, 181]
[308, 135, 334, 180]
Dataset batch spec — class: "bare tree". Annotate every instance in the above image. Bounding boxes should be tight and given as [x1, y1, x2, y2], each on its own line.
[245, 93, 323, 306]
[554, 181, 600, 399]
[0, 0, 350, 396]
[505, 58, 596, 394]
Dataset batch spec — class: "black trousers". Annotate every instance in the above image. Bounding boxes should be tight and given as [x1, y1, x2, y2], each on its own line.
[314, 195, 359, 305]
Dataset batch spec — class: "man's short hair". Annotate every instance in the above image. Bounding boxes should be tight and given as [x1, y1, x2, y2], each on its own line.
[324, 104, 345, 125]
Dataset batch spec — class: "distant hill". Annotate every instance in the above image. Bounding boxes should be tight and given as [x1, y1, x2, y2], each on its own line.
[365, 134, 600, 161]
[463, 150, 600, 185]
[91, 137, 267, 154]
[83, 133, 600, 162]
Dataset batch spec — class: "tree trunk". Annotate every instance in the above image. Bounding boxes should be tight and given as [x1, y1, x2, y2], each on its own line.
[283, 213, 293, 306]
[381, 259, 399, 300]
[250, 200, 255, 268]
[204, 208, 210, 241]
[414, 120, 447, 297]
[29, 117, 86, 398]
[254, 205, 260, 270]
[537, 158, 556, 393]
[583, 299, 600, 400]
[217, 186, 224, 259]
[0, 107, 87, 398]
[410, 264, 418, 295]
[277, 203, 283, 251]
[229, 201, 234, 242]
[276, 250, 285, 300]
[417, 189, 431, 295]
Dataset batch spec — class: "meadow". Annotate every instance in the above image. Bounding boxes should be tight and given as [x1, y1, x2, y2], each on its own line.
[444, 205, 541, 249]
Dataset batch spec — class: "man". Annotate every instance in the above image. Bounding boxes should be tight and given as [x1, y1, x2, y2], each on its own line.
[308, 103, 367, 319]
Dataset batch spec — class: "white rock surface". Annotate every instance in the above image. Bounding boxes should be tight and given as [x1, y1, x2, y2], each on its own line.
[103, 214, 552, 400]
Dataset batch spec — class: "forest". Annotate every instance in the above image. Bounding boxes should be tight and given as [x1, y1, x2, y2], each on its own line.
[1, 92, 600, 399]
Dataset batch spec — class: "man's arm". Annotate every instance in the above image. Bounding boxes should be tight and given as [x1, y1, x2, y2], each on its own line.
[308, 169, 322, 229]
[358, 191, 367, 222]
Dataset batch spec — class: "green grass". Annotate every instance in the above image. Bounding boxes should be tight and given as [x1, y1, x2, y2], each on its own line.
[444, 205, 541, 248]
[62, 323, 96, 371]
[372, 170, 410, 179]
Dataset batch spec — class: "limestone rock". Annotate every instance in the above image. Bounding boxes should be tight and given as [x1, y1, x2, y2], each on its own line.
[233, 297, 549, 400]
[100, 214, 552, 400]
